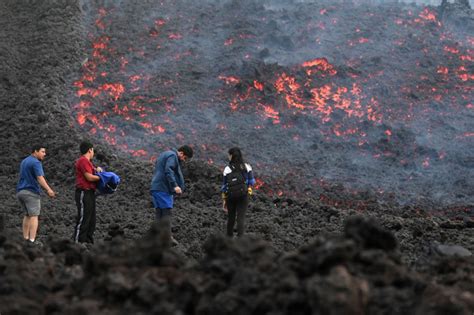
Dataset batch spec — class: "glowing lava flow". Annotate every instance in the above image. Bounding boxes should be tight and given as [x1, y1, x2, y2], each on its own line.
[70, 3, 473, 202]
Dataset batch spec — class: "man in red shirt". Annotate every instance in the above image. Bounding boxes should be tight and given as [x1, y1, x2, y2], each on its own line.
[73, 141, 102, 243]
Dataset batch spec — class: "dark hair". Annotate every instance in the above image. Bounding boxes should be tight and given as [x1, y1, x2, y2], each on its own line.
[31, 145, 45, 153]
[178, 145, 193, 159]
[80, 141, 94, 155]
[228, 147, 245, 170]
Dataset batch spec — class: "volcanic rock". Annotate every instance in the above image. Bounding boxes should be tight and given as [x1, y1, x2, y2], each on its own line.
[0, 0, 474, 314]
[432, 243, 472, 258]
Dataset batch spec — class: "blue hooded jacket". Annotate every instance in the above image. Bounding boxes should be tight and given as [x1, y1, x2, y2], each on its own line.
[150, 149, 185, 194]
[97, 171, 120, 194]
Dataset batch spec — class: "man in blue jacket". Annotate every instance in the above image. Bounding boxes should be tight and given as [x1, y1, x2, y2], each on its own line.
[150, 145, 193, 245]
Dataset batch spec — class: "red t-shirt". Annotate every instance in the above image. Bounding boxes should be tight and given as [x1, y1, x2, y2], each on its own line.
[75, 156, 97, 190]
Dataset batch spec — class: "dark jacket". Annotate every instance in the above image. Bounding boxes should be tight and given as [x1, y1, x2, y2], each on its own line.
[221, 163, 256, 193]
[150, 149, 185, 194]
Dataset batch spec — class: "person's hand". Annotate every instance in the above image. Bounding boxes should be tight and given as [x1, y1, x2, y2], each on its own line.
[174, 186, 182, 194]
[96, 166, 103, 173]
[47, 189, 56, 198]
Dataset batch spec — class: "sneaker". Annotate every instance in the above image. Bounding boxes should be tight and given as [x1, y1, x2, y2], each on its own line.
[170, 236, 179, 246]
[26, 240, 43, 247]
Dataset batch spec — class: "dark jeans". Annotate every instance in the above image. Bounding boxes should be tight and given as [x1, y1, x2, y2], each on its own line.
[155, 208, 172, 235]
[227, 196, 248, 237]
[73, 189, 96, 243]
[155, 208, 172, 221]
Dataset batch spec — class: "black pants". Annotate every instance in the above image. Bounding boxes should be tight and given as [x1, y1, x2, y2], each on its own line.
[73, 189, 96, 243]
[227, 196, 248, 237]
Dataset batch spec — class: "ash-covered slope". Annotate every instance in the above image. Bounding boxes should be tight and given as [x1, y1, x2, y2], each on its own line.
[69, 0, 474, 207]
[0, 1, 473, 314]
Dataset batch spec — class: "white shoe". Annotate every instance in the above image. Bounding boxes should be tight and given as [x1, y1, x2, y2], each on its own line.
[170, 236, 179, 246]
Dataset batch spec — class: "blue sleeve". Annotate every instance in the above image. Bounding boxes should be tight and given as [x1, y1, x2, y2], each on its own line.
[246, 170, 256, 186]
[164, 156, 178, 188]
[33, 161, 44, 177]
[221, 174, 228, 192]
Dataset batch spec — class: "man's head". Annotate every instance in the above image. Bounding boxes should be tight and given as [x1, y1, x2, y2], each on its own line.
[177, 145, 193, 161]
[80, 141, 94, 158]
[31, 145, 46, 161]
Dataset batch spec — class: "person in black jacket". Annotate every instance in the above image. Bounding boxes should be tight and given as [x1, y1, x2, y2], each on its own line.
[221, 147, 256, 237]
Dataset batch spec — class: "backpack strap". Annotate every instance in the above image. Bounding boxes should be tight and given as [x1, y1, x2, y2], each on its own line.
[229, 164, 246, 180]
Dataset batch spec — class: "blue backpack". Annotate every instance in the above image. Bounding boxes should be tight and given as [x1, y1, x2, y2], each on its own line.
[97, 171, 120, 194]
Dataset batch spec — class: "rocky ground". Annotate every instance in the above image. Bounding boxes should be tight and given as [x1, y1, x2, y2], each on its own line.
[0, 0, 473, 314]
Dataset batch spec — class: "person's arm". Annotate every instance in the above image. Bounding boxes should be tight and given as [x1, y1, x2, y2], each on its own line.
[84, 172, 100, 182]
[37, 176, 55, 197]
[246, 164, 256, 186]
[77, 158, 100, 182]
[164, 156, 181, 194]
[34, 162, 55, 197]
[245, 165, 256, 196]
[221, 168, 229, 212]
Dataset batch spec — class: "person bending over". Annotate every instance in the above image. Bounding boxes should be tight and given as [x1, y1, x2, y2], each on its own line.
[150, 145, 193, 245]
